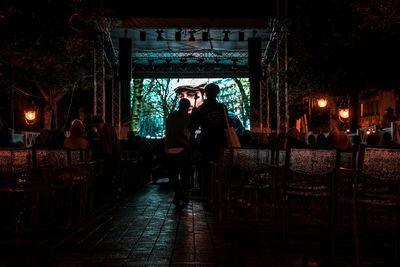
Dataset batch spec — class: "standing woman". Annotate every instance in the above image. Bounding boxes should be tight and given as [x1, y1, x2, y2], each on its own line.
[64, 119, 89, 150]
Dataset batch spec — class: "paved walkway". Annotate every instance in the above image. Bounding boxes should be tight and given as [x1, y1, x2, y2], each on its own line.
[0, 179, 398, 267]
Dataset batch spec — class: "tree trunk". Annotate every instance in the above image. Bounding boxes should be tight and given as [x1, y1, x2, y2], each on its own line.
[35, 81, 66, 130]
[233, 78, 250, 128]
[132, 78, 144, 133]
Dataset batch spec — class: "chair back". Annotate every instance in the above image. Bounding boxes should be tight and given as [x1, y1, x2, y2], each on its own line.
[33, 149, 68, 169]
[275, 149, 286, 167]
[286, 148, 340, 176]
[230, 148, 273, 171]
[32, 148, 69, 183]
[0, 148, 33, 187]
[339, 151, 358, 169]
[358, 145, 400, 181]
[283, 148, 340, 192]
[67, 149, 90, 181]
[68, 149, 89, 165]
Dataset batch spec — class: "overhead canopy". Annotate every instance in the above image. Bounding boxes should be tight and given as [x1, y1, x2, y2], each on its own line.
[120, 18, 271, 29]
[102, 0, 277, 19]
[105, 2, 281, 78]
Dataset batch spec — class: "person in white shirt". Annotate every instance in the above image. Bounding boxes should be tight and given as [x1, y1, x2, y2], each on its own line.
[165, 98, 191, 206]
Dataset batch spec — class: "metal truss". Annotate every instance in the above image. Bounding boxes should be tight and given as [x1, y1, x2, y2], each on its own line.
[94, 34, 106, 121]
[131, 49, 249, 77]
[131, 50, 249, 61]
[132, 62, 248, 78]
[263, 18, 287, 63]
[261, 17, 289, 133]
[112, 68, 120, 130]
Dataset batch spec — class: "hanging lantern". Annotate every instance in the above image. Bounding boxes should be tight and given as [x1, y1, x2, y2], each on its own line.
[317, 98, 328, 108]
[338, 108, 349, 120]
[24, 109, 37, 126]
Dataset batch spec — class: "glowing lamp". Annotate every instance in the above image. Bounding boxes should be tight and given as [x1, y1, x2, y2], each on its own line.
[24, 109, 37, 126]
[317, 98, 328, 108]
[339, 108, 349, 120]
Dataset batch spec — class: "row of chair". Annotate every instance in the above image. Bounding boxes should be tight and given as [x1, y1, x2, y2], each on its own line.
[0, 148, 98, 236]
[210, 145, 400, 264]
[0, 148, 143, 239]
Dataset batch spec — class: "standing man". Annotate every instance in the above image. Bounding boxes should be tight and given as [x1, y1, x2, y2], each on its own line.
[189, 83, 227, 205]
[92, 115, 122, 201]
[165, 98, 191, 206]
[175, 83, 244, 136]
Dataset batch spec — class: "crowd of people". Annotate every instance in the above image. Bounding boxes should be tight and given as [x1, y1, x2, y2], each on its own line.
[1, 92, 400, 208]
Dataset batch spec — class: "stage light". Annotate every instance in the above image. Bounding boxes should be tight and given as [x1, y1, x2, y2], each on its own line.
[202, 32, 208, 41]
[140, 31, 146, 41]
[223, 31, 230, 41]
[214, 59, 220, 70]
[189, 30, 195, 41]
[238, 31, 244, 41]
[148, 59, 153, 69]
[156, 30, 163, 41]
[232, 59, 237, 69]
[175, 31, 181, 41]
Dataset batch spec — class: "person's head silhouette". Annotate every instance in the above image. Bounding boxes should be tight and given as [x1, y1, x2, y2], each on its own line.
[204, 83, 220, 99]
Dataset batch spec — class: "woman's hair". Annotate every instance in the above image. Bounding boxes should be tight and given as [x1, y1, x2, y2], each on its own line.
[69, 119, 85, 137]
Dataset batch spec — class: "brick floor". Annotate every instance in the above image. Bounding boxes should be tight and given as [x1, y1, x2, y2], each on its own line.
[0, 178, 398, 267]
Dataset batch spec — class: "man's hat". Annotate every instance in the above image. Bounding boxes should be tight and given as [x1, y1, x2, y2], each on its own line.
[174, 83, 206, 93]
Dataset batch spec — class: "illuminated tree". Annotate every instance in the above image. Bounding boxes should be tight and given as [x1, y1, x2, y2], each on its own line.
[138, 78, 179, 137]
[131, 78, 143, 133]
[0, 0, 100, 130]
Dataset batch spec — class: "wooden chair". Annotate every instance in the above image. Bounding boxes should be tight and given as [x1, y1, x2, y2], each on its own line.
[272, 149, 287, 225]
[334, 150, 358, 233]
[67, 149, 91, 224]
[337, 145, 400, 264]
[120, 150, 140, 193]
[282, 147, 340, 255]
[0, 148, 47, 238]
[32, 148, 69, 225]
[214, 147, 276, 224]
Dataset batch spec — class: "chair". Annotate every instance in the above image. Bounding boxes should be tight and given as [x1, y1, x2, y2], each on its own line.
[334, 150, 358, 231]
[120, 150, 140, 192]
[33, 148, 89, 225]
[338, 145, 400, 264]
[214, 147, 276, 224]
[67, 149, 91, 223]
[282, 147, 340, 254]
[0, 148, 47, 237]
[272, 149, 287, 220]
[32, 148, 69, 224]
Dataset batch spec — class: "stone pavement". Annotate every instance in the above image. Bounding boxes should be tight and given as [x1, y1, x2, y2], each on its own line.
[0, 179, 398, 267]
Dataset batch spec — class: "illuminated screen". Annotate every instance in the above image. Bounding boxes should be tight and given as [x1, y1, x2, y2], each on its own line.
[131, 78, 250, 138]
